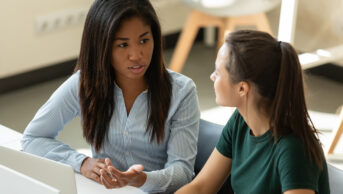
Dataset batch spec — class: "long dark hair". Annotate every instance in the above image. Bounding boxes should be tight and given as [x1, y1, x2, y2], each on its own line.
[225, 30, 323, 168]
[74, 0, 172, 151]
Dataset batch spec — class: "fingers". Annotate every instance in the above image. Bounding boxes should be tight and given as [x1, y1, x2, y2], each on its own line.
[100, 169, 116, 189]
[92, 158, 107, 176]
[108, 165, 122, 176]
[80, 157, 108, 185]
[105, 158, 113, 167]
[96, 159, 106, 169]
[100, 169, 127, 189]
[101, 175, 113, 189]
[90, 172, 101, 184]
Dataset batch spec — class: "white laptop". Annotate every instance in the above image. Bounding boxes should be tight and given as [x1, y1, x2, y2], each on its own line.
[0, 146, 147, 194]
[0, 164, 60, 194]
[0, 146, 77, 194]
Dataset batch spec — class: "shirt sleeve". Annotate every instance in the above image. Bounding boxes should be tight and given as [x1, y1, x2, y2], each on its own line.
[215, 110, 238, 159]
[20, 72, 88, 172]
[140, 81, 200, 193]
[277, 135, 321, 193]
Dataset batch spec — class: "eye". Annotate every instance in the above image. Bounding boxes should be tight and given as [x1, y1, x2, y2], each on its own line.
[118, 43, 128, 48]
[140, 39, 149, 44]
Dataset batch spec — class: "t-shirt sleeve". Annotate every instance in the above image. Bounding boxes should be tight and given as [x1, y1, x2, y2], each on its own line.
[215, 110, 239, 158]
[277, 136, 321, 193]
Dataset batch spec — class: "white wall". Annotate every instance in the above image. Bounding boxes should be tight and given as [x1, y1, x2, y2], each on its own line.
[0, 0, 93, 78]
[0, 0, 189, 79]
[294, 0, 343, 53]
[0, 0, 342, 79]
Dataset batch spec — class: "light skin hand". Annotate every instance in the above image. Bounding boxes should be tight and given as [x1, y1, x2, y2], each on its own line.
[100, 158, 146, 189]
[80, 157, 107, 184]
[284, 189, 315, 194]
[176, 148, 232, 194]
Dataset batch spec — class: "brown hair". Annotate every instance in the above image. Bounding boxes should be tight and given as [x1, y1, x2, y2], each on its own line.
[225, 30, 323, 168]
[74, 0, 171, 151]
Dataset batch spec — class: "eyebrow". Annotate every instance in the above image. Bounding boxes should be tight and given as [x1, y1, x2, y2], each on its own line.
[115, 31, 150, 41]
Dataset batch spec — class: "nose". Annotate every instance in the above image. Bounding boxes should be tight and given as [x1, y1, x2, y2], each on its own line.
[210, 72, 216, 82]
[128, 45, 142, 61]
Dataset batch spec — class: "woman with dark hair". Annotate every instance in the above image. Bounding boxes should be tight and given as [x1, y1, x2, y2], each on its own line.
[176, 30, 330, 194]
[21, 0, 200, 193]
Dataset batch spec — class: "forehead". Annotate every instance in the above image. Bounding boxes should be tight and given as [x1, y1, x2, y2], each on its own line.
[216, 44, 230, 69]
[115, 16, 151, 36]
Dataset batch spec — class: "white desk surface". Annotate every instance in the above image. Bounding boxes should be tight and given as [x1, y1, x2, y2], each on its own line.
[75, 173, 146, 194]
[0, 124, 22, 150]
[0, 124, 146, 194]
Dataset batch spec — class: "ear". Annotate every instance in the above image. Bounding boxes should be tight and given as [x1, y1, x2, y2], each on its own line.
[238, 81, 249, 97]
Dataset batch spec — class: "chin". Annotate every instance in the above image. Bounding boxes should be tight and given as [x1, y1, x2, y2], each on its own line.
[215, 98, 224, 106]
[216, 99, 233, 107]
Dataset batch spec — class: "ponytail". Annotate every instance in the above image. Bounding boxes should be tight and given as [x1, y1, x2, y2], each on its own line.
[270, 41, 323, 168]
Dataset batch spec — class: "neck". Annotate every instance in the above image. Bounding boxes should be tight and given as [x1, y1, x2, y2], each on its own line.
[115, 75, 147, 115]
[238, 102, 271, 137]
[116, 76, 147, 94]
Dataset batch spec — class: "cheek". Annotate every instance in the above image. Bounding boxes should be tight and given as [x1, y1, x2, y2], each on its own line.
[214, 79, 224, 96]
[145, 43, 154, 60]
[111, 50, 125, 68]
[214, 79, 234, 105]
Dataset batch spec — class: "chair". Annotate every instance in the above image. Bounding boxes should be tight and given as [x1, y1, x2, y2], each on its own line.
[195, 119, 223, 174]
[195, 119, 234, 194]
[169, 0, 281, 72]
[328, 163, 343, 194]
[327, 107, 343, 154]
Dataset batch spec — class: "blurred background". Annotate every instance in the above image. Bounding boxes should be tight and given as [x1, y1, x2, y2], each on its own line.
[0, 0, 342, 167]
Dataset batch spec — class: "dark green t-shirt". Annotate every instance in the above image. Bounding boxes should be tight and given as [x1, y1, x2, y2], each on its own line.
[216, 110, 330, 194]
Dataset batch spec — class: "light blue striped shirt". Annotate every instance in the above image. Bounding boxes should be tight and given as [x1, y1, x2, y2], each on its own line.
[21, 70, 200, 193]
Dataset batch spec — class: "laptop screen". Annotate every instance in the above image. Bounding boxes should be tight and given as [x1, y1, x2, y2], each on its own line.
[0, 146, 77, 194]
[0, 164, 60, 194]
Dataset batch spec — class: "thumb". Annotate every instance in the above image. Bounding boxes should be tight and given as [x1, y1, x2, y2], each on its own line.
[128, 164, 144, 174]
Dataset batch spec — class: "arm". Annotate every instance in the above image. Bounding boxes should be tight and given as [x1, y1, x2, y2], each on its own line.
[176, 148, 232, 194]
[20, 73, 88, 172]
[284, 190, 314, 194]
[139, 83, 200, 193]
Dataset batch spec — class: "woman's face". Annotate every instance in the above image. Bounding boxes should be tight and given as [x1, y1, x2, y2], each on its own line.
[111, 16, 154, 83]
[210, 44, 241, 107]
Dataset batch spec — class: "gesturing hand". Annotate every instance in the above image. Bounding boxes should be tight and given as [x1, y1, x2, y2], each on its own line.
[100, 158, 147, 189]
[80, 157, 107, 184]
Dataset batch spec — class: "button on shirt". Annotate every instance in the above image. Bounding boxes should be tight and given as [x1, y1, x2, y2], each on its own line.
[21, 70, 200, 193]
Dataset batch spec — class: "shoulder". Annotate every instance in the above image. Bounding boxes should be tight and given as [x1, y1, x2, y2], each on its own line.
[223, 110, 245, 133]
[277, 133, 304, 153]
[59, 70, 80, 89]
[219, 110, 243, 143]
[50, 71, 80, 100]
[275, 133, 314, 169]
[67, 70, 80, 84]
[166, 70, 200, 118]
[276, 133, 324, 192]
[168, 70, 196, 94]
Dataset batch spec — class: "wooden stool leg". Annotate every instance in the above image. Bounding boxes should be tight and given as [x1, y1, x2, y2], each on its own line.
[169, 11, 201, 72]
[328, 108, 343, 154]
[219, 12, 274, 41]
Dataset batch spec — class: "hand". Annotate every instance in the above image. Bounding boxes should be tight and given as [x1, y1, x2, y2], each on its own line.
[100, 158, 147, 189]
[80, 157, 107, 184]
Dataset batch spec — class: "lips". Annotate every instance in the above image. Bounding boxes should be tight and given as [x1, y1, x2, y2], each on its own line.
[128, 65, 144, 69]
[128, 65, 145, 74]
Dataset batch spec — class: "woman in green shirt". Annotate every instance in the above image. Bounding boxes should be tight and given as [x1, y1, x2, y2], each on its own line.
[176, 30, 330, 194]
